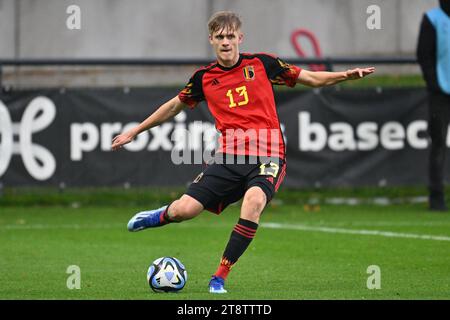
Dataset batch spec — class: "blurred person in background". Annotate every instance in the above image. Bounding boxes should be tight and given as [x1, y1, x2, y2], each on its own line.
[417, 0, 450, 212]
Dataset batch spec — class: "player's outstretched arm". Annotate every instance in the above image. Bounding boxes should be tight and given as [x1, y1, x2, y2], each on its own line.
[111, 96, 186, 151]
[297, 67, 375, 87]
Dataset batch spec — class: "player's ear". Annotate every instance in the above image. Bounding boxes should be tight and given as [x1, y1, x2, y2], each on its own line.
[238, 32, 244, 44]
[208, 34, 214, 45]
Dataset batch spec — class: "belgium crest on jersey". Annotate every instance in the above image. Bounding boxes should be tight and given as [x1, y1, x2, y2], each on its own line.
[243, 66, 255, 81]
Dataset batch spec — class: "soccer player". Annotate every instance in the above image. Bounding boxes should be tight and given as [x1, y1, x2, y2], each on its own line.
[112, 11, 374, 293]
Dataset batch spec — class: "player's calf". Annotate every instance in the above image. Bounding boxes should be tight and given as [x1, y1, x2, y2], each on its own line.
[168, 195, 204, 221]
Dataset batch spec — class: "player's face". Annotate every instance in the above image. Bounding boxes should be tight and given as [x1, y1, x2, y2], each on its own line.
[209, 27, 243, 67]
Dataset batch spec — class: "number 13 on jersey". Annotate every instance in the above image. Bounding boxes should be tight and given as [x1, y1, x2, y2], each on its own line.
[226, 85, 249, 108]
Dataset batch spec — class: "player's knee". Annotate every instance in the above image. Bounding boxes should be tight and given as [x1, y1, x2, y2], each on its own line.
[169, 197, 202, 221]
[245, 187, 267, 211]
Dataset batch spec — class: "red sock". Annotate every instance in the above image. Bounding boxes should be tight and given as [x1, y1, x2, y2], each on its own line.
[214, 258, 233, 280]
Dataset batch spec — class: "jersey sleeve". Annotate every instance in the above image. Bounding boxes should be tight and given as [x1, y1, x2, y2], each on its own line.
[257, 53, 301, 87]
[178, 70, 205, 109]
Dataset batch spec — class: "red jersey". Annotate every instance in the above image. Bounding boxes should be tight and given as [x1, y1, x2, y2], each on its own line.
[178, 53, 301, 160]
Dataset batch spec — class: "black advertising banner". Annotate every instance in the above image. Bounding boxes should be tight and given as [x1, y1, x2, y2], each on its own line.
[279, 88, 430, 187]
[0, 87, 438, 187]
[0, 88, 209, 187]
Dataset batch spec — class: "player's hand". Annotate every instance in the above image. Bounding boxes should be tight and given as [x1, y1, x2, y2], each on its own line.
[345, 67, 375, 80]
[112, 130, 136, 151]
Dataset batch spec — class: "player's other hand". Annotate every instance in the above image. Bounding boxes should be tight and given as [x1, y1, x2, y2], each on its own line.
[346, 67, 375, 80]
[112, 130, 136, 151]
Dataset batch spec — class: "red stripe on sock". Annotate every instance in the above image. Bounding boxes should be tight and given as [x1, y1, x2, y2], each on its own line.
[234, 228, 255, 238]
[234, 225, 255, 238]
[234, 225, 256, 238]
[236, 223, 257, 233]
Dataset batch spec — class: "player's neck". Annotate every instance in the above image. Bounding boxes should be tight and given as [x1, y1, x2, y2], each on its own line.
[217, 53, 241, 68]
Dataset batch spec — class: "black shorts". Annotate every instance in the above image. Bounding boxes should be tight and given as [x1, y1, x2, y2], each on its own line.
[186, 156, 286, 214]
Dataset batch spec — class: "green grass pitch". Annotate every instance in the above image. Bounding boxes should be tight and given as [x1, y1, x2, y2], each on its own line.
[1, 203, 449, 299]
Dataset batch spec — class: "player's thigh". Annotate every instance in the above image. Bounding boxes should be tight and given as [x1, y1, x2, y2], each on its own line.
[246, 159, 287, 205]
[186, 164, 243, 214]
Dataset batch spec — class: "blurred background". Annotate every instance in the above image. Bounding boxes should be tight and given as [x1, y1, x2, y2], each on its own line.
[0, 0, 433, 87]
[0, 0, 444, 199]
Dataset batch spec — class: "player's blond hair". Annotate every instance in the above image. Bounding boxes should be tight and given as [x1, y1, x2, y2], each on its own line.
[207, 11, 242, 35]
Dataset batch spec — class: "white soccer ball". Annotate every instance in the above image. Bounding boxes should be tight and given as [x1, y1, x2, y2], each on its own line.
[147, 257, 187, 292]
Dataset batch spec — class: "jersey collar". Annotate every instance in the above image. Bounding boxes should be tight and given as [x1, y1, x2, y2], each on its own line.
[216, 54, 243, 71]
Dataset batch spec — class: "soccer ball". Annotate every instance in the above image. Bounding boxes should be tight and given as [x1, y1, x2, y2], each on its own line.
[147, 257, 187, 292]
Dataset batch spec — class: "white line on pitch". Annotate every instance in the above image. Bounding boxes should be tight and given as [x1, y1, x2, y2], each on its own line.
[261, 222, 450, 242]
[3, 222, 450, 242]
[328, 221, 450, 227]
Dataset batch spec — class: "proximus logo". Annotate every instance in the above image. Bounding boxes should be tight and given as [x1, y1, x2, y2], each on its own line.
[0, 96, 56, 180]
